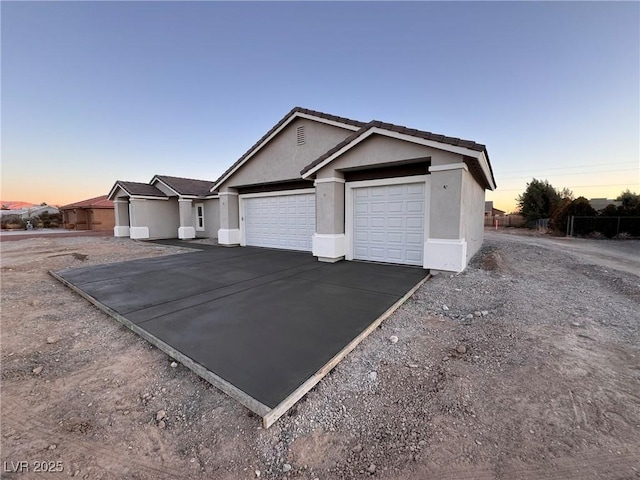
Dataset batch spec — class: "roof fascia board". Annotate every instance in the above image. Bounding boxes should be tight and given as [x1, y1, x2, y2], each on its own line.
[477, 151, 496, 190]
[211, 112, 362, 192]
[130, 195, 169, 201]
[303, 127, 495, 189]
[295, 112, 361, 132]
[108, 183, 127, 200]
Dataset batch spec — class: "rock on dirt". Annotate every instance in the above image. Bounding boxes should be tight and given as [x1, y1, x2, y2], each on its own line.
[1, 231, 639, 480]
[389, 335, 398, 344]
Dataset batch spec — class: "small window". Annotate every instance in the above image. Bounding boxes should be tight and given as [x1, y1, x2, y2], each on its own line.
[196, 203, 205, 231]
[296, 125, 305, 145]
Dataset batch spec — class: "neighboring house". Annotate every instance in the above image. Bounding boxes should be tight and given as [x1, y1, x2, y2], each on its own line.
[0, 205, 60, 219]
[589, 198, 621, 212]
[60, 195, 115, 231]
[108, 175, 218, 240]
[484, 201, 505, 217]
[111, 107, 496, 272]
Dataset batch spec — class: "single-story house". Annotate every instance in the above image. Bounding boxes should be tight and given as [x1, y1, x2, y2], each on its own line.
[110, 107, 496, 272]
[484, 201, 505, 217]
[0, 205, 60, 220]
[60, 195, 115, 231]
[108, 175, 219, 240]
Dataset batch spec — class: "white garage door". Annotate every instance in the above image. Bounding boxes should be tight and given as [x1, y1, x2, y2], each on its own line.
[243, 193, 315, 252]
[353, 182, 425, 266]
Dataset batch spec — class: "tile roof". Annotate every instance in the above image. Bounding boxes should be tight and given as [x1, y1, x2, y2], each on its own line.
[60, 195, 113, 210]
[212, 107, 366, 190]
[115, 181, 167, 198]
[154, 175, 216, 197]
[301, 120, 490, 178]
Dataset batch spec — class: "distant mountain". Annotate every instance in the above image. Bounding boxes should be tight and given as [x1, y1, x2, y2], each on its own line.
[0, 201, 37, 210]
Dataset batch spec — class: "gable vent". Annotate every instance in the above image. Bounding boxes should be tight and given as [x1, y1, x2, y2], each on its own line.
[296, 125, 305, 145]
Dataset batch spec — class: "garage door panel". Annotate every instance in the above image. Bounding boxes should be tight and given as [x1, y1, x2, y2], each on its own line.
[386, 249, 404, 261]
[388, 217, 404, 228]
[370, 202, 386, 213]
[406, 250, 423, 263]
[353, 183, 425, 266]
[244, 193, 315, 252]
[407, 201, 424, 213]
[370, 217, 386, 228]
[369, 232, 385, 243]
[408, 184, 424, 195]
[387, 201, 403, 213]
[406, 233, 423, 245]
[406, 217, 423, 229]
[387, 232, 403, 244]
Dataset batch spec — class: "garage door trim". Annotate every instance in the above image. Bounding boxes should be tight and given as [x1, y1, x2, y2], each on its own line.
[239, 188, 315, 250]
[345, 175, 430, 266]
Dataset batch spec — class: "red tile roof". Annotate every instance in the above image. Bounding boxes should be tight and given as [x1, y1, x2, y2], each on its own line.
[60, 195, 114, 210]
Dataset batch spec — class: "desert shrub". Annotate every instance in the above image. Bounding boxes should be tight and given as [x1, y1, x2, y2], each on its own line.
[33, 212, 63, 228]
[1, 215, 26, 230]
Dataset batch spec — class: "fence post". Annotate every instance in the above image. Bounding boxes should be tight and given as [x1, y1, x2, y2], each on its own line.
[570, 216, 574, 237]
[617, 216, 621, 236]
[566, 216, 570, 237]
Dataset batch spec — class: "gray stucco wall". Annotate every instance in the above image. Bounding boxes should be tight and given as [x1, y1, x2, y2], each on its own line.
[428, 168, 463, 240]
[224, 119, 354, 187]
[219, 193, 239, 230]
[315, 134, 461, 178]
[461, 169, 485, 260]
[114, 200, 129, 227]
[131, 198, 180, 239]
[198, 198, 220, 238]
[315, 181, 344, 234]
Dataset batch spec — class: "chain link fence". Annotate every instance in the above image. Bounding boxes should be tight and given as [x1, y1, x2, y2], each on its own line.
[567, 216, 640, 238]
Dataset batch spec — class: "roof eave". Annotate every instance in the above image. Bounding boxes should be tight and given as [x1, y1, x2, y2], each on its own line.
[211, 109, 363, 192]
[301, 126, 497, 190]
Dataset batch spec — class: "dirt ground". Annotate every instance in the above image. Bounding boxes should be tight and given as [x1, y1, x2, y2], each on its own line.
[1, 230, 639, 479]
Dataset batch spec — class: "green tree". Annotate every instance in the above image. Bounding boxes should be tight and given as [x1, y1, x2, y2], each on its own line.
[551, 196, 597, 234]
[516, 179, 566, 222]
[615, 190, 640, 213]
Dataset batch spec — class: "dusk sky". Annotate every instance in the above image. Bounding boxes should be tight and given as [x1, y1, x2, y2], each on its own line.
[2, 1, 638, 212]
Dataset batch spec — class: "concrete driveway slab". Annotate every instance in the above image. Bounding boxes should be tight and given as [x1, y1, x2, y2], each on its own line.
[52, 243, 428, 427]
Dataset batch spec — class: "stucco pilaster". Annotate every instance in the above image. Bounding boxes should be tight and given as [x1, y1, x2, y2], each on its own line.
[178, 198, 195, 240]
[425, 163, 468, 272]
[113, 199, 130, 237]
[218, 189, 240, 245]
[312, 178, 345, 262]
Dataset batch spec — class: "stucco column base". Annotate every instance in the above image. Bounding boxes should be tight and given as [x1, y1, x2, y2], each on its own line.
[178, 226, 196, 240]
[317, 256, 343, 263]
[218, 228, 240, 246]
[424, 238, 467, 273]
[312, 233, 345, 262]
[130, 226, 150, 240]
[113, 226, 130, 237]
